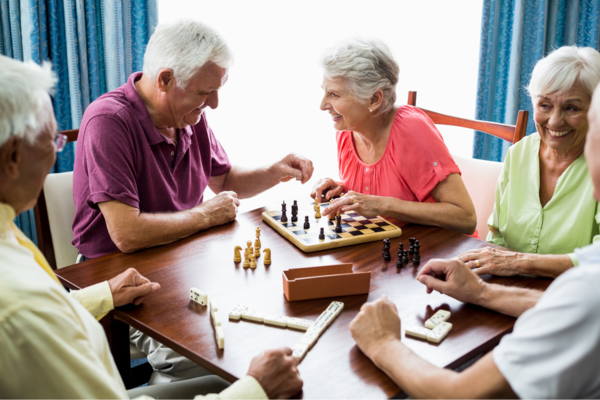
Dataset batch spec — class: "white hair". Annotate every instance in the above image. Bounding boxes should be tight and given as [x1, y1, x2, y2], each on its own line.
[0, 56, 56, 148]
[527, 46, 600, 99]
[320, 38, 399, 117]
[143, 20, 233, 89]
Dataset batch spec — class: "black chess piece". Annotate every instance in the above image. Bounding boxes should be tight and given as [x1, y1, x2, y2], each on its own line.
[396, 243, 404, 267]
[304, 216, 310, 229]
[413, 241, 421, 264]
[335, 213, 342, 233]
[281, 201, 288, 223]
[291, 200, 298, 222]
[382, 238, 391, 261]
[318, 227, 325, 240]
[402, 250, 409, 264]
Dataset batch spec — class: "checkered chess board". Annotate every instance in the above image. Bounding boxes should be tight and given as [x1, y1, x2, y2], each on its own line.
[261, 202, 403, 252]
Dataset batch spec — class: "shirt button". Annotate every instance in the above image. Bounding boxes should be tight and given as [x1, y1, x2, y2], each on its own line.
[366, 186, 369, 191]
[433, 162, 438, 166]
[530, 239, 536, 245]
[171, 151, 174, 156]
[366, 168, 369, 172]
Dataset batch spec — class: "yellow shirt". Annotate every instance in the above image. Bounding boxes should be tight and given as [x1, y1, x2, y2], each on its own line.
[0, 203, 266, 399]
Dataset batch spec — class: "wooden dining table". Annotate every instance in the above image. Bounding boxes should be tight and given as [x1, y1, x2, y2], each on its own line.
[55, 200, 552, 398]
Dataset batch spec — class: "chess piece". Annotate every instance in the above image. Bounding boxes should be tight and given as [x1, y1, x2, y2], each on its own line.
[291, 200, 298, 222]
[396, 243, 404, 267]
[319, 227, 325, 241]
[304, 216, 310, 229]
[335, 212, 342, 233]
[281, 201, 288, 223]
[402, 250, 409, 264]
[254, 245, 261, 258]
[315, 202, 321, 218]
[382, 238, 391, 261]
[263, 248, 271, 265]
[234, 246, 242, 263]
[243, 248, 250, 268]
[250, 254, 257, 269]
[254, 227, 261, 250]
[413, 241, 421, 264]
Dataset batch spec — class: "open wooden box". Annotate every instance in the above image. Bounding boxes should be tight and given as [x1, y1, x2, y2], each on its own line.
[282, 263, 371, 301]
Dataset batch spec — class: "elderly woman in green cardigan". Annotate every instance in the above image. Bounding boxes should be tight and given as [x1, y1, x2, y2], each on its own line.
[459, 46, 600, 278]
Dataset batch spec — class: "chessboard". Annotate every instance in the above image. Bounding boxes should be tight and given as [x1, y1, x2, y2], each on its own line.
[262, 201, 403, 252]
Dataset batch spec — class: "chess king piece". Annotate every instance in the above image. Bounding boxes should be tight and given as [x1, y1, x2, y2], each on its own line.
[315, 202, 321, 219]
[254, 227, 261, 250]
[281, 201, 288, 223]
[250, 254, 257, 269]
[263, 248, 271, 265]
[335, 212, 342, 233]
[304, 216, 310, 229]
[233, 245, 242, 263]
[291, 200, 298, 222]
[319, 227, 325, 241]
[382, 238, 391, 261]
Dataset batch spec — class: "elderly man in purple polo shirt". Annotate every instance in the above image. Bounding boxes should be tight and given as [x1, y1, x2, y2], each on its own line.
[71, 20, 314, 384]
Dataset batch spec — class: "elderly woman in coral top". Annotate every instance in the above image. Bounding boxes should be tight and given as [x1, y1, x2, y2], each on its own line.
[311, 38, 477, 235]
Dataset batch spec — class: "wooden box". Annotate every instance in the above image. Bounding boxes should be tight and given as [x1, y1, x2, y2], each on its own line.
[282, 263, 371, 301]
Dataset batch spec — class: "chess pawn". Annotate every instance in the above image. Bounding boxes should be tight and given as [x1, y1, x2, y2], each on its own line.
[254, 245, 261, 258]
[315, 203, 321, 219]
[318, 227, 325, 241]
[233, 245, 242, 263]
[243, 249, 250, 268]
[304, 216, 310, 229]
[263, 248, 271, 265]
[250, 254, 257, 269]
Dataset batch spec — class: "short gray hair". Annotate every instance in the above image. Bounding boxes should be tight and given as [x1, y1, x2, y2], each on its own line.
[527, 46, 600, 99]
[143, 20, 233, 89]
[0, 56, 56, 148]
[320, 38, 399, 117]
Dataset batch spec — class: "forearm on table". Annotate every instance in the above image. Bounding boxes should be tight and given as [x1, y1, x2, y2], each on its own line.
[220, 165, 280, 199]
[517, 253, 574, 278]
[477, 282, 542, 318]
[102, 203, 208, 253]
[382, 197, 476, 235]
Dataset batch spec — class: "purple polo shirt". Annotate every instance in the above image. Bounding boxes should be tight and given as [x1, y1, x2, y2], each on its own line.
[72, 72, 231, 258]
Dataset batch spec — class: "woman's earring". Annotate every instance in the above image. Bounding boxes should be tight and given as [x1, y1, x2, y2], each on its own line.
[369, 109, 372, 112]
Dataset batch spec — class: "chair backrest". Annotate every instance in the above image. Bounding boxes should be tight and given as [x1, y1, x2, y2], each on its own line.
[407, 91, 528, 144]
[33, 129, 79, 269]
[452, 154, 503, 239]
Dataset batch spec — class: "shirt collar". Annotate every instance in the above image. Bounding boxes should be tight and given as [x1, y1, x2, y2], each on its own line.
[0, 203, 16, 227]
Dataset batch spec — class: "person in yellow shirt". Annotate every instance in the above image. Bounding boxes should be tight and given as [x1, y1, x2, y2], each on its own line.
[0, 55, 303, 399]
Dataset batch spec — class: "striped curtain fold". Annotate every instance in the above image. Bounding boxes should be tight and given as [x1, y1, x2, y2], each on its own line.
[473, 0, 600, 161]
[0, 0, 157, 243]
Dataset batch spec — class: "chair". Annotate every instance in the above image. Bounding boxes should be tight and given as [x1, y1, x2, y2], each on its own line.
[32, 129, 148, 367]
[406, 91, 528, 238]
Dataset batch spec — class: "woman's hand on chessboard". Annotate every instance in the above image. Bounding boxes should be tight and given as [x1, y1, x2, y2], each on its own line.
[311, 177, 344, 202]
[324, 191, 384, 218]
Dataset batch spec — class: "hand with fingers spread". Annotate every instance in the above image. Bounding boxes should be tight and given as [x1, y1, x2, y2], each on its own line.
[417, 258, 487, 305]
[349, 295, 401, 360]
[457, 247, 523, 277]
[323, 190, 386, 217]
[270, 153, 314, 184]
[310, 177, 344, 202]
[246, 348, 303, 399]
[108, 268, 161, 307]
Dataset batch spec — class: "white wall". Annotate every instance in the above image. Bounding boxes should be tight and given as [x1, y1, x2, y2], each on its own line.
[159, 0, 483, 212]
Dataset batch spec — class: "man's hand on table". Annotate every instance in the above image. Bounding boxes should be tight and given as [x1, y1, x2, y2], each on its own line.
[349, 295, 402, 361]
[417, 258, 487, 305]
[270, 153, 314, 184]
[108, 268, 161, 307]
[246, 348, 303, 399]
[197, 191, 240, 228]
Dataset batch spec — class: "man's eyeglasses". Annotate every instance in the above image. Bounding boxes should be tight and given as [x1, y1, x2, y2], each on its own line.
[54, 133, 68, 152]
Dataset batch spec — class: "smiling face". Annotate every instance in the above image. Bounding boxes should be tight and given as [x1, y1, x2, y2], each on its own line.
[320, 77, 370, 132]
[163, 61, 228, 129]
[533, 80, 591, 155]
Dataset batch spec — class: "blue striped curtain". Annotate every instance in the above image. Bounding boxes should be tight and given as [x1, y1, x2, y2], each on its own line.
[473, 0, 600, 161]
[0, 0, 157, 243]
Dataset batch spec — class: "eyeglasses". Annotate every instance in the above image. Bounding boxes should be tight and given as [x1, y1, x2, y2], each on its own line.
[54, 133, 68, 152]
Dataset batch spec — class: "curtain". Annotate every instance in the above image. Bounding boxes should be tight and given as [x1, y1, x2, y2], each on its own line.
[473, 0, 600, 161]
[0, 0, 157, 243]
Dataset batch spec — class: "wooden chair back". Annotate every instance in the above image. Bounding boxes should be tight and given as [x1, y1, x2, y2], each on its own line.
[407, 91, 528, 144]
[33, 129, 79, 270]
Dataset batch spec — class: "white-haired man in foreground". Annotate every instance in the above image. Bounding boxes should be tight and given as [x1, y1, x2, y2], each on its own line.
[0, 55, 302, 399]
[71, 19, 313, 383]
[349, 84, 600, 398]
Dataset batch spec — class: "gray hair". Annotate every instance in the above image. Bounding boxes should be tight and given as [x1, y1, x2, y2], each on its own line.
[320, 38, 399, 117]
[143, 20, 233, 89]
[0, 56, 56, 148]
[527, 46, 600, 100]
